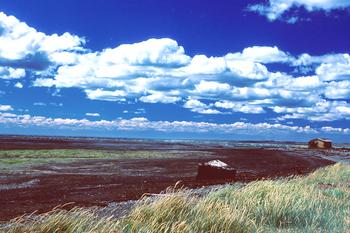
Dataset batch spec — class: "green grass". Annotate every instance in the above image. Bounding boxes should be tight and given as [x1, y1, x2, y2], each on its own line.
[0, 158, 78, 171]
[0, 149, 194, 159]
[0, 149, 208, 171]
[2, 163, 350, 233]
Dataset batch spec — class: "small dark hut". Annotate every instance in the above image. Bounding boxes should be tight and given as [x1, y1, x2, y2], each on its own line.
[196, 160, 236, 180]
[308, 138, 332, 149]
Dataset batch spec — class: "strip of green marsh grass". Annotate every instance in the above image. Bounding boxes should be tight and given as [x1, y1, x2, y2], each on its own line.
[2, 163, 350, 233]
[0, 149, 201, 171]
[0, 149, 188, 159]
[0, 150, 105, 171]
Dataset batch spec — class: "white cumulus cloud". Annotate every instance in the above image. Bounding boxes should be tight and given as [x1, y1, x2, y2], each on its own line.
[228, 46, 292, 63]
[85, 113, 100, 117]
[248, 0, 350, 22]
[0, 66, 25, 79]
[0, 12, 84, 70]
[0, 104, 13, 111]
[139, 91, 181, 104]
[14, 82, 23, 88]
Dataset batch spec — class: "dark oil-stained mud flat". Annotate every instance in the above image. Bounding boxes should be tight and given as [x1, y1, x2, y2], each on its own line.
[0, 136, 341, 221]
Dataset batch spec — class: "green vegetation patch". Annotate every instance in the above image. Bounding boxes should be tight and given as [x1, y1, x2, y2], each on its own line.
[0, 149, 209, 171]
[0, 158, 76, 171]
[2, 163, 350, 233]
[0, 149, 207, 159]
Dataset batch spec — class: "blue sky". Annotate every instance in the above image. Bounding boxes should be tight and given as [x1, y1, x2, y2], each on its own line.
[0, 0, 350, 141]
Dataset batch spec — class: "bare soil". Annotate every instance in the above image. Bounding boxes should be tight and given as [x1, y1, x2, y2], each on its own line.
[0, 150, 334, 221]
[0, 136, 335, 221]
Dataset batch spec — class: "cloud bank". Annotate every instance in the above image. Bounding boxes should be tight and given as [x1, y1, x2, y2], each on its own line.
[1, 112, 349, 136]
[30, 34, 350, 122]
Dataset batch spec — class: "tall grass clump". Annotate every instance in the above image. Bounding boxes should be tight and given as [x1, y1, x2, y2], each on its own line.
[2, 207, 122, 233]
[305, 163, 350, 185]
[207, 179, 349, 232]
[122, 189, 253, 233]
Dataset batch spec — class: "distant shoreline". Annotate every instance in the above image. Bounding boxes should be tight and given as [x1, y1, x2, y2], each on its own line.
[0, 134, 349, 148]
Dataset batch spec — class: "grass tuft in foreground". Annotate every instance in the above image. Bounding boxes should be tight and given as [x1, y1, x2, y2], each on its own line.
[4, 207, 122, 233]
[2, 163, 350, 233]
